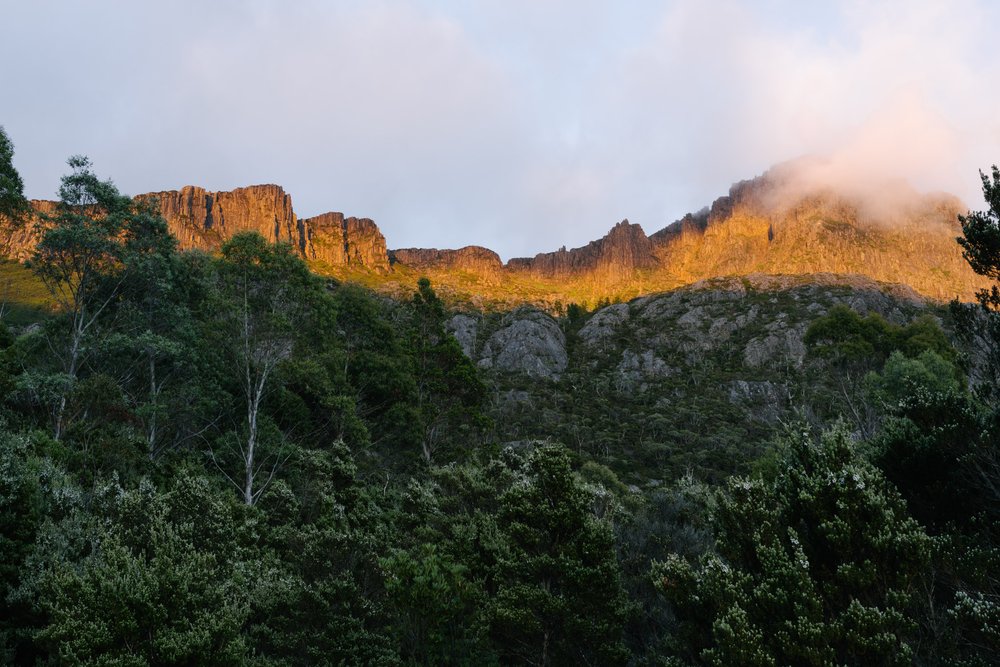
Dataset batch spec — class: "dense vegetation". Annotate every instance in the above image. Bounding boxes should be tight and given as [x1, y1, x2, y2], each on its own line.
[0, 128, 998, 664]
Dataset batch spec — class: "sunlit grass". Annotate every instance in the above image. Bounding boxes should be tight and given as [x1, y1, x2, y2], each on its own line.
[0, 259, 54, 325]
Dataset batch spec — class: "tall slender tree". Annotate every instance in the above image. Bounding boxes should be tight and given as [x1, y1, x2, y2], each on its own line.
[29, 156, 173, 439]
[211, 232, 328, 505]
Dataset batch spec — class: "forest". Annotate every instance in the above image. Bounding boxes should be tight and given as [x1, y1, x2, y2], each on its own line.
[0, 128, 998, 665]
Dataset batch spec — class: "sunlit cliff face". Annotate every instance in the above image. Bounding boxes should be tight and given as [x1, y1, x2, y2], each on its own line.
[5, 154, 988, 311]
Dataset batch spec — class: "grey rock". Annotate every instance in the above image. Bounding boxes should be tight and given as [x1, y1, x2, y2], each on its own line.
[677, 305, 710, 329]
[446, 313, 479, 359]
[578, 303, 629, 347]
[707, 306, 759, 342]
[478, 310, 567, 380]
[728, 379, 787, 402]
[616, 349, 674, 391]
[743, 323, 808, 368]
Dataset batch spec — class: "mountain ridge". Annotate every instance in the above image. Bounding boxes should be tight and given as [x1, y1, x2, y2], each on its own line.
[4, 163, 987, 307]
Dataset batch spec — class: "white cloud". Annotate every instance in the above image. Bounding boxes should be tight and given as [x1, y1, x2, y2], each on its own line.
[2, 0, 999, 259]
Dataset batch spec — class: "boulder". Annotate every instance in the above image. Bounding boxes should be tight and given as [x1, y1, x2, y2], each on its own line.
[478, 310, 567, 380]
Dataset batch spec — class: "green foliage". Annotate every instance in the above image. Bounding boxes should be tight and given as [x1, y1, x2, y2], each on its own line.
[24, 473, 254, 665]
[806, 304, 957, 369]
[211, 232, 337, 505]
[489, 445, 630, 666]
[2, 151, 999, 664]
[863, 349, 962, 410]
[382, 543, 488, 665]
[958, 165, 1000, 309]
[0, 126, 28, 226]
[655, 425, 932, 665]
[0, 424, 43, 662]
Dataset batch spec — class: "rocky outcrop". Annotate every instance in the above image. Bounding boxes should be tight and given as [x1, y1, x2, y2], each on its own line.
[446, 313, 479, 358]
[615, 349, 673, 392]
[507, 219, 657, 280]
[300, 212, 346, 266]
[391, 246, 502, 279]
[139, 184, 299, 251]
[477, 309, 567, 380]
[298, 213, 390, 272]
[343, 217, 389, 272]
[9, 185, 393, 273]
[2, 200, 54, 259]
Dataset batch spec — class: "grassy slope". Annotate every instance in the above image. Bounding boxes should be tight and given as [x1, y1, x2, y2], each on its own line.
[0, 260, 53, 325]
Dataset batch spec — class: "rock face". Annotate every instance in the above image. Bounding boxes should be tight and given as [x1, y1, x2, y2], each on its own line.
[300, 212, 347, 266]
[4, 159, 987, 306]
[10, 185, 392, 273]
[296, 213, 389, 272]
[446, 313, 480, 358]
[476, 309, 567, 380]
[647, 163, 981, 301]
[2, 200, 54, 259]
[578, 303, 630, 349]
[140, 185, 299, 251]
[343, 217, 389, 272]
[507, 219, 656, 281]
[615, 349, 673, 392]
[391, 246, 502, 280]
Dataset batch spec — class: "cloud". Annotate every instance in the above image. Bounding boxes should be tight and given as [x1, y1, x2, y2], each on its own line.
[2, 0, 999, 258]
[590, 0, 1000, 230]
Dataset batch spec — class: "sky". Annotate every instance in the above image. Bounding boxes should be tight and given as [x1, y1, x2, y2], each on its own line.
[2, 0, 999, 259]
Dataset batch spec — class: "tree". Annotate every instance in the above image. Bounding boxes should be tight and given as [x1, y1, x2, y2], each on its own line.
[29, 156, 174, 440]
[863, 349, 962, 412]
[958, 165, 1000, 310]
[211, 232, 329, 505]
[655, 425, 932, 666]
[409, 278, 487, 465]
[23, 473, 256, 665]
[0, 423, 43, 663]
[104, 236, 192, 458]
[489, 445, 629, 665]
[0, 125, 28, 230]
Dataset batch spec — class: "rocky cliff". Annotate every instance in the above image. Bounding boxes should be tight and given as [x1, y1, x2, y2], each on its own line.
[390, 246, 502, 278]
[507, 219, 657, 281]
[3, 162, 989, 306]
[139, 184, 299, 251]
[299, 211, 347, 265]
[298, 212, 390, 272]
[647, 168, 980, 301]
[8, 185, 391, 273]
[343, 217, 389, 272]
[2, 200, 54, 260]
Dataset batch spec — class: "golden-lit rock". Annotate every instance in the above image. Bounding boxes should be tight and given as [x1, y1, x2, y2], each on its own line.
[2, 163, 989, 307]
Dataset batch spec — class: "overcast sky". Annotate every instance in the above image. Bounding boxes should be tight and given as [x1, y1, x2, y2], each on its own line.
[3, 0, 999, 259]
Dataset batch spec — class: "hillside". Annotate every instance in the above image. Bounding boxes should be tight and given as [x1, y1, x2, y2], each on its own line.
[2, 153, 998, 665]
[4, 161, 988, 309]
[464, 273, 943, 482]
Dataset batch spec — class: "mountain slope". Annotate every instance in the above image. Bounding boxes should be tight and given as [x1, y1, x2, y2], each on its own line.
[4, 162, 987, 307]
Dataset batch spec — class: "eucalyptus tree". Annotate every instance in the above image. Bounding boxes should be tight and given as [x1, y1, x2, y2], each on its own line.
[0, 126, 28, 228]
[29, 156, 174, 439]
[211, 232, 334, 505]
